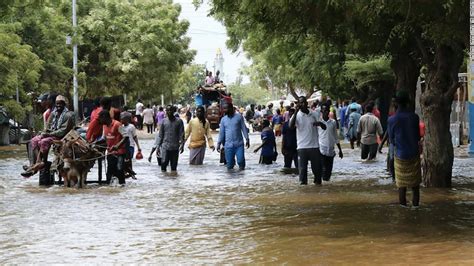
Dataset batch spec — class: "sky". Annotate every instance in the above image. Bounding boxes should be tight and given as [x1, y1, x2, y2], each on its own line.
[175, 0, 250, 83]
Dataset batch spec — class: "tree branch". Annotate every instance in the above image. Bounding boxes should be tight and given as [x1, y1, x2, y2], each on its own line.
[287, 81, 299, 100]
[414, 35, 433, 68]
[445, 77, 459, 98]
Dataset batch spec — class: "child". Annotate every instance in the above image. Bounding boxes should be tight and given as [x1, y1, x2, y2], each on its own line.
[318, 104, 343, 181]
[99, 110, 127, 185]
[272, 109, 284, 136]
[148, 133, 163, 166]
[120, 112, 141, 179]
[254, 120, 277, 164]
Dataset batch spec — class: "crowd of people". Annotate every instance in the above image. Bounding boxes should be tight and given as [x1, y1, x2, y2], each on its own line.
[21, 90, 423, 207]
[134, 99, 166, 133]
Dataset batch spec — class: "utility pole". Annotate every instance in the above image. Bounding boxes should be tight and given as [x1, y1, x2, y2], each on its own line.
[72, 0, 79, 122]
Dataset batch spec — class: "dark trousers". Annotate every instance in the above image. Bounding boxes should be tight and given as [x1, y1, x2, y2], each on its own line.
[283, 150, 298, 168]
[388, 156, 395, 181]
[321, 154, 334, 181]
[107, 154, 125, 184]
[146, 124, 153, 134]
[162, 149, 179, 171]
[136, 115, 143, 130]
[297, 148, 322, 184]
[361, 143, 378, 160]
[260, 156, 273, 165]
[399, 186, 420, 206]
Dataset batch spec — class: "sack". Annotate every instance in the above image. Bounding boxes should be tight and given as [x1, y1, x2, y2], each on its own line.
[135, 150, 143, 160]
[272, 151, 278, 161]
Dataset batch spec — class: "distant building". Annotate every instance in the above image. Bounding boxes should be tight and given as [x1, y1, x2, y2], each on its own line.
[213, 48, 224, 81]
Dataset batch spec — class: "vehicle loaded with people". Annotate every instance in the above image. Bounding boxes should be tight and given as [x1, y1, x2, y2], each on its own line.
[195, 70, 232, 130]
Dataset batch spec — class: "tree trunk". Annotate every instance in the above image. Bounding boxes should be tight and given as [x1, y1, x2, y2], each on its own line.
[390, 50, 420, 111]
[421, 95, 453, 187]
[375, 81, 394, 131]
[420, 45, 462, 187]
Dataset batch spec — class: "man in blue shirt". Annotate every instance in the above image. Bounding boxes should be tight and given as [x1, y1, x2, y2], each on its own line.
[388, 91, 421, 207]
[195, 86, 203, 107]
[345, 97, 362, 117]
[217, 103, 250, 170]
[339, 100, 349, 138]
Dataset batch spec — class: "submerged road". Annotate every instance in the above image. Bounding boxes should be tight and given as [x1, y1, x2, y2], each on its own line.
[0, 132, 473, 264]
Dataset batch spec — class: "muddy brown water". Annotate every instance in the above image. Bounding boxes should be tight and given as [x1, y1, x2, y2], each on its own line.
[0, 133, 473, 264]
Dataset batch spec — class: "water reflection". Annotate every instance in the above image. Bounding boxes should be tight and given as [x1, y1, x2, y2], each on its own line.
[0, 134, 473, 264]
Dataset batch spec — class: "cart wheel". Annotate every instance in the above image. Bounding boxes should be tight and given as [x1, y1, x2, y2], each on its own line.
[39, 161, 54, 186]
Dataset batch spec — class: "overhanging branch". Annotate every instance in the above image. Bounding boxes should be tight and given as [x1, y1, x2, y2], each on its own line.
[287, 81, 299, 100]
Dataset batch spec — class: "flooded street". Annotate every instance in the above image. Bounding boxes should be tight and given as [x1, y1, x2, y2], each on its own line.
[1, 132, 473, 264]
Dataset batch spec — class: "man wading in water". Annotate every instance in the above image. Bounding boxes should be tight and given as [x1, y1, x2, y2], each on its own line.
[357, 103, 383, 161]
[289, 96, 326, 185]
[155, 105, 185, 174]
[388, 91, 422, 207]
[217, 103, 250, 171]
[281, 108, 298, 172]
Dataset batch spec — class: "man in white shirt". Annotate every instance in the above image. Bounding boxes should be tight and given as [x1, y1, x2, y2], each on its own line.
[289, 96, 327, 185]
[142, 104, 155, 134]
[135, 99, 144, 130]
[318, 104, 343, 182]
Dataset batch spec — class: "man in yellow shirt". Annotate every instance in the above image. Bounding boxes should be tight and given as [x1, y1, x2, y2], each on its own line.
[184, 106, 215, 165]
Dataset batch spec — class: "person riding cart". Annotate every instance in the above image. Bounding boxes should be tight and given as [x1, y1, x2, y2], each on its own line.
[21, 95, 75, 177]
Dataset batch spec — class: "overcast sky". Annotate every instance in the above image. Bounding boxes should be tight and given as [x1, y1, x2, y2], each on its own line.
[175, 0, 250, 83]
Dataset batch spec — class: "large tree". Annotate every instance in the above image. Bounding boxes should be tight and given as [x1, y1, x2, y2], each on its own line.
[79, 0, 195, 102]
[0, 24, 42, 121]
[207, 0, 468, 187]
[344, 1, 468, 187]
[1, 0, 72, 95]
[1, 0, 196, 109]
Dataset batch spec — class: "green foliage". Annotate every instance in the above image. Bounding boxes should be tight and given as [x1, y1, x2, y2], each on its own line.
[79, 0, 195, 102]
[208, 0, 467, 96]
[0, 26, 41, 120]
[345, 56, 394, 91]
[0, 0, 196, 122]
[17, 4, 72, 94]
[227, 83, 270, 107]
[174, 64, 206, 104]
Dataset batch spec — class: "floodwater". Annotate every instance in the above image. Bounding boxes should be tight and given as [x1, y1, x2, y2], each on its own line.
[0, 133, 473, 264]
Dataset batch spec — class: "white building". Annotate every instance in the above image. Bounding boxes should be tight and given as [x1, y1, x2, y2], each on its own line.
[213, 48, 224, 81]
